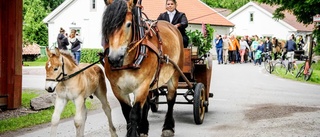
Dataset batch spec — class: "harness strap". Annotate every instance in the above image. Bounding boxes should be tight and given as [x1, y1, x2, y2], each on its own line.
[46, 56, 104, 82]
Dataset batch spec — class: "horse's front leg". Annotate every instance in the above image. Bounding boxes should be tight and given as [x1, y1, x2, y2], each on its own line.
[94, 88, 118, 137]
[139, 98, 150, 137]
[73, 97, 87, 137]
[51, 97, 67, 137]
[127, 102, 141, 137]
[127, 86, 150, 137]
[162, 79, 178, 137]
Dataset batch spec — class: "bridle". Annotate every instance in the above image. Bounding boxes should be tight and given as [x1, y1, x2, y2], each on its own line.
[46, 56, 103, 82]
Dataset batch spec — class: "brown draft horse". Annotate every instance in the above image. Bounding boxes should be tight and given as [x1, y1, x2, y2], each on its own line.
[272, 37, 286, 59]
[44, 47, 117, 137]
[102, 0, 184, 136]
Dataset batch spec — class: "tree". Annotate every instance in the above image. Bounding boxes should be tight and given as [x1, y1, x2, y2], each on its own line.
[43, 0, 65, 12]
[23, 0, 49, 46]
[202, 0, 250, 11]
[254, 0, 320, 55]
[23, 0, 65, 46]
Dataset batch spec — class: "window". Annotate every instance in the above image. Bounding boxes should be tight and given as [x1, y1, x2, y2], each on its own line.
[92, 0, 96, 9]
[91, 0, 97, 11]
[250, 13, 254, 22]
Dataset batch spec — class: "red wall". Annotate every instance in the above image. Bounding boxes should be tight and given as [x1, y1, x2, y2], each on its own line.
[0, 0, 22, 109]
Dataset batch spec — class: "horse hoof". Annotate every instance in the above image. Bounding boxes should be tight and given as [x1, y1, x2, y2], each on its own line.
[140, 133, 148, 137]
[161, 130, 174, 137]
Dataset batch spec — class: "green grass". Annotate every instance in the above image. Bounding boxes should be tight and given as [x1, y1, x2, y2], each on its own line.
[23, 61, 46, 66]
[273, 61, 320, 84]
[0, 89, 92, 133]
[23, 56, 47, 66]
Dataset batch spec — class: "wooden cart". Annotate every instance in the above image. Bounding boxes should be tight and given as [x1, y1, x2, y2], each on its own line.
[149, 47, 213, 124]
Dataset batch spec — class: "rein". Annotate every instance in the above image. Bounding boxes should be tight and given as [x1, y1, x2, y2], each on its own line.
[46, 55, 104, 82]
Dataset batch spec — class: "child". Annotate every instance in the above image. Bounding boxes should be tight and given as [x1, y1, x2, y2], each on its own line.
[255, 40, 264, 66]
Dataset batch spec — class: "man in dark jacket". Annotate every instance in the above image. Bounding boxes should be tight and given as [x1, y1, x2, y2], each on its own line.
[285, 35, 297, 62]
[157, 0, 188, 48]
[264, 37, 272, 53]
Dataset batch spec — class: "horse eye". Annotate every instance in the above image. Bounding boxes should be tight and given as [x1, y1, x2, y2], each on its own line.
[126, 23, 132, 28]
[54, 67, 58, 71]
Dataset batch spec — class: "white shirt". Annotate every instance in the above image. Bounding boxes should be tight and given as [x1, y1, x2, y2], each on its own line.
[167, 10, 176, 23]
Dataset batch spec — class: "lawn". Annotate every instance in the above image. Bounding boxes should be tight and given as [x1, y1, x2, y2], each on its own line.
[0, 89, 93, 133]
[273, 61, 320, 84]
[23, 56, 47, 66]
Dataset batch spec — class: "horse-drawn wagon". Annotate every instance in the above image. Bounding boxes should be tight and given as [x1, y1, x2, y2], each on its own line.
[149, 47, 214, 124]
[102, 0, 214, 136]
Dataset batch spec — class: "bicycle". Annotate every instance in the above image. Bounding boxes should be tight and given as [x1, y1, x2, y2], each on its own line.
[296, 55, 314, 81]
[262, 52, 273, 74]
[273, 52, 286, 75]
[285, 53, 298, 75]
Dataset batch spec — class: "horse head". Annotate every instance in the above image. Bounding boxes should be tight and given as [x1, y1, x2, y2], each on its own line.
[102, 0, 137, 68]
[44, 47, 77, 92]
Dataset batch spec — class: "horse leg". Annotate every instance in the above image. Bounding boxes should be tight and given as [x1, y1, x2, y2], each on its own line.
[126, 102, 141, 137]
[73, 97, 87, 137]
[94, 88, 118, 137]
[162, 78, 178, 137]
[138, 97, 150, 137]
[50, 97, 67, 137]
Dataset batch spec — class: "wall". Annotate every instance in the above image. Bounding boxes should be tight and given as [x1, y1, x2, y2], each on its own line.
[47, 0, 106, 49]
[229, 5, 294, 40]
[0, 0, 22, 109]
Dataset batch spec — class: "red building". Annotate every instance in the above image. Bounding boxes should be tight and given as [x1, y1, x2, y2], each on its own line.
[0, 0, 23, 109]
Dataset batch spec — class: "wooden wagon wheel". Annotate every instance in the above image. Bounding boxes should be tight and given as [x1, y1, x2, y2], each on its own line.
[193, 83, 205, 124]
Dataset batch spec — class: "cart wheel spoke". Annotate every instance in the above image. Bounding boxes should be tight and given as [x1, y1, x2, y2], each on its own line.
[193, 83, 205, 124]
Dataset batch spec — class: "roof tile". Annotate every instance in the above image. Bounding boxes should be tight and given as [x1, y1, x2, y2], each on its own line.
[142, 0, 234, 26]
[256, 2, 314, 31]
[22, 44, 41, 55]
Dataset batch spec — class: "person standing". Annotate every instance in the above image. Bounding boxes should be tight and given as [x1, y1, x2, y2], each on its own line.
[57, 28, 69, 50]
[255, 40, 264, 66]
[264, 37, 272, 60]
[251, 35, 259, 64]
[69, 29, 83, 64]
[239, 36, 250, 63]
[222, 34, 230, 65]
[285, 35, 297, 62]
[157, 0, 189, 47]
[244, 35, 252, 62]
[215, 34, 223, 64]
[228, 35, 240, 64]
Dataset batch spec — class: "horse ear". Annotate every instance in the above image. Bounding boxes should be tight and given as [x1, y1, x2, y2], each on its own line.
[104, 0, 113, 5]
[46, 47, 52, 57]
[127, 0, 137, 10]
[54, 47, 61, 57]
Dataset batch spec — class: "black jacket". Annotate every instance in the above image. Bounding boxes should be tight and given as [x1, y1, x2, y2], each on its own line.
[157, 10, 189, 47]
[57, 33, 69, 50]
[264, 40, 272, 52]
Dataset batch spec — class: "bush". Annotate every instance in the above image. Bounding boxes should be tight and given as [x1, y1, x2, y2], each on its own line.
[80, 48, 105, 63]
[187, 24, 214, 56]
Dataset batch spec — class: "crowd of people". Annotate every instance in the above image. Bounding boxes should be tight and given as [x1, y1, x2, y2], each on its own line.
[57, 28, 83, 64]
[214, 34, 301, 66]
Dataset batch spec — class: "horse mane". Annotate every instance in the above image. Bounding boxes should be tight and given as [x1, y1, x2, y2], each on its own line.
[50, 49, 77, 65]
[102, 0, 128, 39]
[61, 51, 78, 65]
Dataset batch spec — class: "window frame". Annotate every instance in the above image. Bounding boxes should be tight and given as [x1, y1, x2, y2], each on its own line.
[90, 0, 97, 12]
[249, 12, 254, 22]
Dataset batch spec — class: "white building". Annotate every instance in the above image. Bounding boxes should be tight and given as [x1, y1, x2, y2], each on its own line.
[43, 0, 106, 49]
[43, 0, 234, 49]
[227, 1, 314, 40]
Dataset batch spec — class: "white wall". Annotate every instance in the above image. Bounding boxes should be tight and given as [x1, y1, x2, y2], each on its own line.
[228, 5, 294, 40]
[47, 0, 105, 49]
